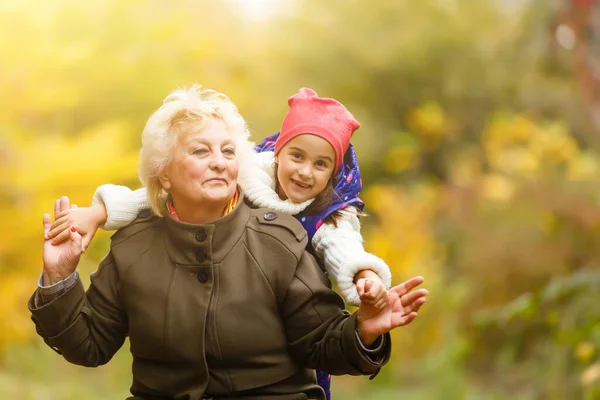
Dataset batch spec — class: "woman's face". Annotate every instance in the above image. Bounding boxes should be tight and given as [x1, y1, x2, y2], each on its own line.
[275, 134, 336, 203]
[161, 118, 239, 211]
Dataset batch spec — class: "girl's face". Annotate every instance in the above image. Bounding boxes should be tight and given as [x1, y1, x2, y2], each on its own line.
[160, 118, 239, 212]
[275, 134, 336, 203]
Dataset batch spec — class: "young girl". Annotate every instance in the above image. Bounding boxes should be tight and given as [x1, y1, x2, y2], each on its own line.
[47, 88, 399, 399]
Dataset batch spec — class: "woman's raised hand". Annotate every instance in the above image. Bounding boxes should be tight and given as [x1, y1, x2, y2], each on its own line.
[45, 203, 107, 252]
[356, 276, 428, 346]
[42, 196, 84, 286]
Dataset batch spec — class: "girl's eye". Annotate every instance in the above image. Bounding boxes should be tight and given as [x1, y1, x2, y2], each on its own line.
[291, 153, 302, 160]
[315, 160, 327, 168]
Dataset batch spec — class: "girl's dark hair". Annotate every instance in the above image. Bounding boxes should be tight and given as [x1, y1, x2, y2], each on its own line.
[303, 175, 337, 215]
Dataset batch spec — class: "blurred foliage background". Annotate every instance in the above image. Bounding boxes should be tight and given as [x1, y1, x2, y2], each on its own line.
[2, 0, 600, 398]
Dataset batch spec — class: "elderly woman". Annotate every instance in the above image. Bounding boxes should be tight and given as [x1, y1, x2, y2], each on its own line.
[29, 86, 427, 400]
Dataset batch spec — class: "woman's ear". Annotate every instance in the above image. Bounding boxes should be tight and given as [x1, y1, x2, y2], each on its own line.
[159, 174, 171, 192]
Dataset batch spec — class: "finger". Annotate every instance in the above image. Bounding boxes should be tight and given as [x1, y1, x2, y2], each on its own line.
[356, 279, 366, 297]
[60, 196, 70, 213]
[392, 311, 418, 327]
[390, 276, 424, 297]
[51, 228, 72, 245]
[373, 289, 388, 304]
[82, 235, 91, 253]
[360, 294, 377, 305]
[364, 279, 373, 295]
[54, 199, 60, 221]
[362, 291, 383, 305]
[54, 209, 72, 220]
[374, 297, 387, 309]
[48, 219, 71, 240]
[71, 204, 78, 209]
[69, 226, 83, 256]
[400, 288, 429, 307]
[407, 297, 427, 314]
[371, 287, 387, 303]
[43, 214, 51, 237]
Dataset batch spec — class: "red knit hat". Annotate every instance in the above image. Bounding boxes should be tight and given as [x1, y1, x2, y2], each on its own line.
[274, 88, 360, 173]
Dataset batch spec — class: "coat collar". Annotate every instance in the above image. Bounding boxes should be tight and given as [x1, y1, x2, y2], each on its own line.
[164, 187, 250, 266]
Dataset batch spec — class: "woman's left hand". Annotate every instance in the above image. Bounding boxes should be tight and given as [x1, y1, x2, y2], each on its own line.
[42, 197, 84, 286]
[356, 276, 427, 346]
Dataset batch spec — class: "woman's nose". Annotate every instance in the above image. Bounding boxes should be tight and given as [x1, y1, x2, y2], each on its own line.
[209, 152, 227, 170]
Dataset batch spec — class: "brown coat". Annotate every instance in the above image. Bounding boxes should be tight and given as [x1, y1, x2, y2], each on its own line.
[29, 196, 390, 400]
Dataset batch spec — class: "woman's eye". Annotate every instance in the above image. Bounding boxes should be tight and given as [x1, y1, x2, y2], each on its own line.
[192, 148, 208, 155]
[223, 148, 236, 156]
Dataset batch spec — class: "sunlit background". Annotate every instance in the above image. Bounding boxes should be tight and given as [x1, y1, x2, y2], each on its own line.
[2, 0, 600, 398]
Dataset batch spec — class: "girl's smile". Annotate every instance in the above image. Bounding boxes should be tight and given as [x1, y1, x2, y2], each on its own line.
[275, 134, 336, 203]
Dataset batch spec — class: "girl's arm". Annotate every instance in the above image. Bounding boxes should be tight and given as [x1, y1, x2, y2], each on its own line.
[46, 185, 150, 248]
[312, 207, 392, 307]
[92, 184, 150, 230]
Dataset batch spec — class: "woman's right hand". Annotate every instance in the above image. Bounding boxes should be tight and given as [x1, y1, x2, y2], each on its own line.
[42, 197, 84, 286]
[45, 202, 107, 252]
[356, 276, 428, 346]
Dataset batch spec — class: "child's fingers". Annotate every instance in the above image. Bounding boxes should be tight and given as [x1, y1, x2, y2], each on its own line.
[356, 279, 366, 297]
[371, 284, 387, 300]
[360, 295, 378, 305]
[47, 218, 71, 240]
[51, 229, 72, 245]
[55, 209, 72, 220]
[49, 215, 69, 232]
[364, 279, 373, 295]
[374, 295, 388, 309]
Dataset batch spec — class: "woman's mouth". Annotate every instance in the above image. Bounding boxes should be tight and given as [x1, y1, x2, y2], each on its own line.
[206, 178, 227, 184]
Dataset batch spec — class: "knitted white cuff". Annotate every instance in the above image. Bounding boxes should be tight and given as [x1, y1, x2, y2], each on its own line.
[335, 252, 392, 307]
[91, 184, 150, 230]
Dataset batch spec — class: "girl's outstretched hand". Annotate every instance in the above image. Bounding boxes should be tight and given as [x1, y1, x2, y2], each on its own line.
[356, 276, 428, 346]
[42, 197, 83, 286]
[45, 203, 107, 252]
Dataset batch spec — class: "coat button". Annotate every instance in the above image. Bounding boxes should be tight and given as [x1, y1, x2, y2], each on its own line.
[197, 269, 209, 283]
[264, 212, 277, 221]
[195, 229, 207, 242]
[138, 209, 151, 219]
[196, 248, 206, 263]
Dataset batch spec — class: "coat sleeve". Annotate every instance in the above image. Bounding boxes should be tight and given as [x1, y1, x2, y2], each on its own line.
[92, 184, 150, 230]
[312, 208, 392, 306]
[28, 253, 128, 367]
[281, 250, 391, 376]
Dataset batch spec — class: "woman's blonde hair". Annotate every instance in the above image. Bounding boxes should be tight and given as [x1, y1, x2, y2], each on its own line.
[138, 85, 254, 216]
